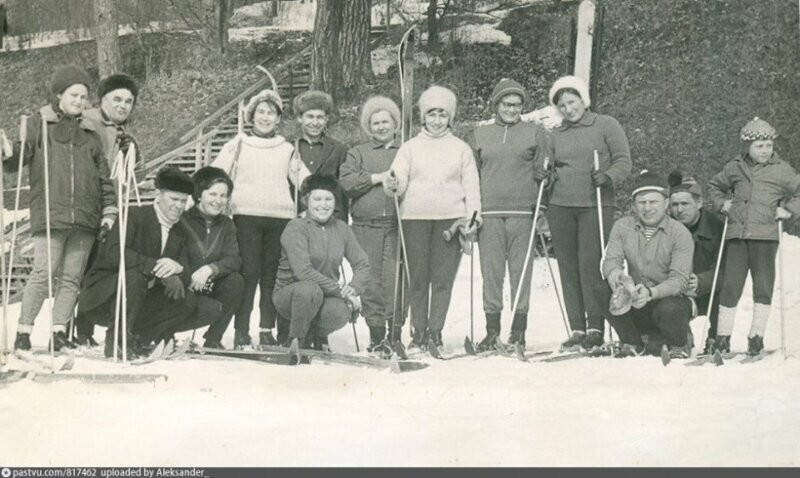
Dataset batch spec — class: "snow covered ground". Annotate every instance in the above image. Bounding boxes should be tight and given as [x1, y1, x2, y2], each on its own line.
[1, 234, 799, 467]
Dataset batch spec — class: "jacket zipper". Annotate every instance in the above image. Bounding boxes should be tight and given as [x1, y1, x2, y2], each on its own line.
[70, 143, 75, 223]
[502, 125, 508, 144]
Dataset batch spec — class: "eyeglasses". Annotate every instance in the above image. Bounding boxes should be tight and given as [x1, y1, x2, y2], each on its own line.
[499, 102, 523, 110]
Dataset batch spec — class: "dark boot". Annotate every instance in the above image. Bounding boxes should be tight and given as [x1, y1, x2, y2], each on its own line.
[702, 336, 715, 355]
[75, 333, 99, 347]
[508, 329, 526, 347]
[234, 330, 252, 350]
[510, 313, 527, 338]
[477, 312, 501, 352]
[203, 339, 225, 350]
[367, 325, 387, 352]
[409, 329, 428, 350]
[103, 328, 139, 360]
[561, 331, 585, 351]
[747, 335, 764, 356]
[50, 331, 77, 352]
[259, 330, 278, 347]
[712, 335, 730, 354]
[14, 332, 31, 351]
[582, 329, 604, 350]
[276, 316, 290, 346]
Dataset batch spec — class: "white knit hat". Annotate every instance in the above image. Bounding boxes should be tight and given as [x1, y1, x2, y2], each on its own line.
[246, 89, 283, 122]
[548, 75, 591, 109]
[418, 85, 457, 122]
[360, 96, 401, 136]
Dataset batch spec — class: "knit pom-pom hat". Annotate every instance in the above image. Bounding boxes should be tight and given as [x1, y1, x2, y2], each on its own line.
[740, 117, 777, 141]
[490, 78, 527, 108]
[97, 74, 139, 104]
[246, 89, 284, 121]
[418, 85, 457, 122]
[50, 64, 92, 95]
[293, 90, 334, 116]
[632, 169, 668, 198]
[192, 166, 233, 202]
[548, 75, 591, 109]
[360, 96, 401, 136]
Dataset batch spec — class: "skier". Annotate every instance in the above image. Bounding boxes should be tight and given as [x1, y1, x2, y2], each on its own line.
[707, 118, 800, 355]
[291, 90, 349, 221]
[0, 64, 116, 352]
[543, 75, 632, 351]
[469, 78, 549, 350]
[211, 89, 310, 350]
[272, 174, 370, 350]
[386, 85, 481, 353]
[667, 171, 725, 354]
[339, 96, 403, 355]
[76, 167, 223, 359]
[75, 73, 142, 346]
[602, 170, 694, 358]
[179, 166, 244, 350]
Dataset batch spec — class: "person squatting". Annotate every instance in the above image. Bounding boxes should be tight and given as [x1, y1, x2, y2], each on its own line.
[1, 64, 798, 362]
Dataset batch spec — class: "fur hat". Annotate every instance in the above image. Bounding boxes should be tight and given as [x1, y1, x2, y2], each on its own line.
[360, 96, 401, 136]
[668, 170, 703, 197]
[97, 74, 139, 103]
[293, 90, 334, 116]
[50, 64, 92, 95]
[631, 169, 668, 198]
[246, 89, 283, 121]
[300, 173, 339, 197]
[418, 85, 457, 122]
[740, 117, 777, 141]
[155, 166, 194, 195]
[548, 75, 591, 109]
[192, 166, 233, 202]
[490, 78, 527, 109]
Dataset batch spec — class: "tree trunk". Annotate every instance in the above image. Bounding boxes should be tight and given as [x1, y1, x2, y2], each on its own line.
[427, 0, 440, 51]
[215, 0, 230, 54]
[94, 0, 121, 78]
[311, 0, 371, 106]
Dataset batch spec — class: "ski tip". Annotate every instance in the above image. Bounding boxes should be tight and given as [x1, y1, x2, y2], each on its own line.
[660, 344, 670, 367]
[712, 350, 724, 366]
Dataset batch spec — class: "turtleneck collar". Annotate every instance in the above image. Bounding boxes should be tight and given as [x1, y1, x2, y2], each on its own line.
[251, 128, 276, 139]
[419, 128, 451, 140]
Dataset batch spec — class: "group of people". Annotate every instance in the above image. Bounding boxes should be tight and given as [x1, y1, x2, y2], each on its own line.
[1, 62, 798, 362]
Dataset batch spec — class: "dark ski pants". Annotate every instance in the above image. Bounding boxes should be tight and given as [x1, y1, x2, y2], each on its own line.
[547, 205, 614, 333]
[351, 222, 397, 329]
[718, 239, 777, 307]
[273, 281, 350, 342]
[478, 216, 533, 324]
[402, 219, 463, 336]
[202, 272, 245, 343]
[233, 215, 290, 334]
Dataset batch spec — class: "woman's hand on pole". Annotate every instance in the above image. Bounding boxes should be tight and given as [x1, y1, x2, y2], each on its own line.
[776, 206, 792, 220]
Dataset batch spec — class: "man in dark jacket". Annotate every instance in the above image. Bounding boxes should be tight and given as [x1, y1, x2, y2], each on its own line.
[668, 171, 725, 354]
[292, 90, 349, 221]
[77, 167, 224, 359]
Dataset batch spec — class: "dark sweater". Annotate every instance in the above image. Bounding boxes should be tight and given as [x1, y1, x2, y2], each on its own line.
[339, 140, 399, 224]
[179, 206, 242, 278]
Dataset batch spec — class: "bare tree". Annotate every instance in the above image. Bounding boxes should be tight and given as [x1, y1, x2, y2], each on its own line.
[426, 0, 453, 51]
[202, 0, 230, 53]
[310, 0, 371, 105]
[94, 0, 121, 77]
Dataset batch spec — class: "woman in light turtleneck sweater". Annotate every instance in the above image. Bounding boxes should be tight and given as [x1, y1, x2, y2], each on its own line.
[386, 85, 481, 354]
[212, 89, 310, 349]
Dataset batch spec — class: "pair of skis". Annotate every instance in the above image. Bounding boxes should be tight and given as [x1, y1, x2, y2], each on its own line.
[682, 350, 777, 367]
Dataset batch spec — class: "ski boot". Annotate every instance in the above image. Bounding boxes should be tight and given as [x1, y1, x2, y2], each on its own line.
[477, 328, 500, 352]
[667, 345, 689, 359]
[582, 329, 604, 350]
[408, 330, 428, 351]
[203, 339, 225, 350]
[234, 330, 253, 350]
[103, 328, 140, 360]
[614, 343, 643, 358]
[560, 331, 585, 352]
[427, 330, 444, 358]
[259, 329, 278, 347]
[747, 335, 764, 356]
[74, 333, 99, 347]
[367, 325, 387, 354]
[50, 331, 77, 352]
[14, 332, 31, 351]
[507, 329, 526, 347]
[711, 335, 730, 354]
[702, 336, 715, 355]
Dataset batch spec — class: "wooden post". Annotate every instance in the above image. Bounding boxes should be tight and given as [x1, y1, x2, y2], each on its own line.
[574, 0, 596, 85]
[195, 130, 203, 172]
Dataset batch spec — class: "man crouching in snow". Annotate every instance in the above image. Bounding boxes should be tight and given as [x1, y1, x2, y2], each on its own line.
[77, 167, 225, 359]
[601, 170, 695, 359]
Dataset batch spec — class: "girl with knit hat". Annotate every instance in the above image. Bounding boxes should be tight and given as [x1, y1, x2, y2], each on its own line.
[543, 75, 632, 352]
[707, 117, 800, 355]
[0, 64, 116, 352]
[211, 89, 310, 349]
[339, 95, 403, 356]
[386, 85, 481, 353]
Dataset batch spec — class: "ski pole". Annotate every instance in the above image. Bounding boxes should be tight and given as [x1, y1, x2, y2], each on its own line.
[696, 217, 728, 357]
[467, 211, 478, 346]
[539, 232, 571, 338]
[593, 151, 614, 343]
[510, 159, 549, 321]
[0, 129, 6, 364]
[2, 116, 28, 360]
[293, 140, 300, 217]
[340, 264, 360, 352]
[42, 117, 56, 364]
[778, 219, 786, 358]
[390, 224, 404, 344]
[388, 170, 411, 286]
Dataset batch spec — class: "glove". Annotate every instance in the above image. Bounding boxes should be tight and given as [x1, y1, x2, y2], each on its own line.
[117, 132, 135, 155]
[162, 276, 186, 301]
[97, 223, 111, 243]
[533, 166, 550, 183]
[591, 170, 611, 188]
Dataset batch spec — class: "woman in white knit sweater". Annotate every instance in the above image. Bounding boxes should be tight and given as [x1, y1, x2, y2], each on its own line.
[387, 85, 481, 353]
[212, 89, 310, 349]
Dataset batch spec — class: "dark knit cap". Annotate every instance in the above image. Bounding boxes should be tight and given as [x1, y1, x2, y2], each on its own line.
[668, 170, 703, 197]
[490, 78, 527, 108]
[293, 90, 334, 115]
[192, 166, 233, 202]
[300, 173, 339, 197]
[155, 166, 194, 195]
[631, 169, 669, 198]
[50, 64, 92, 95]
[97, 74, 139, 103]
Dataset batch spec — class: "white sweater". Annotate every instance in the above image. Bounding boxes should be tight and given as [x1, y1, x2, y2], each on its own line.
[212, 134, 310, 218]
[389, 130, 481, 221]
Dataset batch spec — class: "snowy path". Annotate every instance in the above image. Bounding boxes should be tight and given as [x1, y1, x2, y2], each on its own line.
[2, 238, 799, 466]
